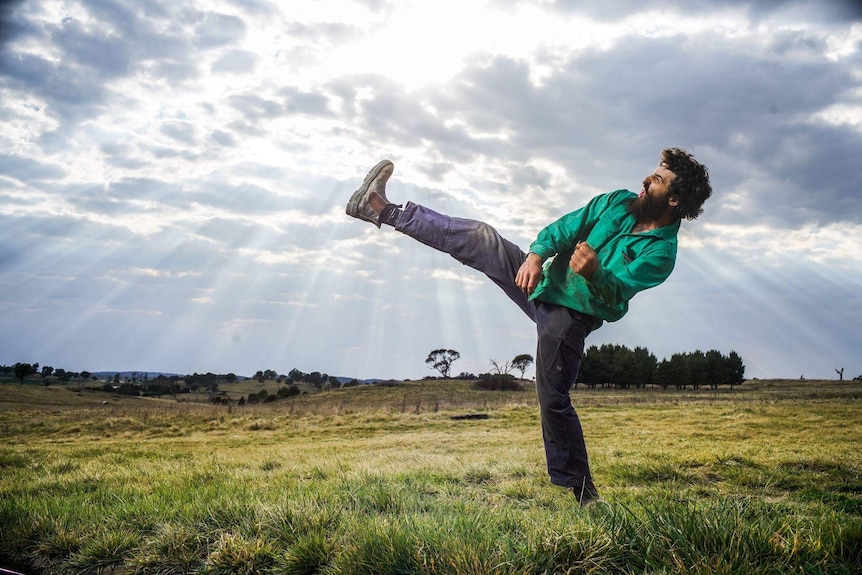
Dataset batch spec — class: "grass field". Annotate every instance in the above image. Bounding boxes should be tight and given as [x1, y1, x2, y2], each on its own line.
[1, 379, 860, 574]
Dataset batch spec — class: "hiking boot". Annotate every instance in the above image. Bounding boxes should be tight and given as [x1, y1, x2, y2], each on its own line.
[346, 160, 395, 228]
[573, 477, 602, 507]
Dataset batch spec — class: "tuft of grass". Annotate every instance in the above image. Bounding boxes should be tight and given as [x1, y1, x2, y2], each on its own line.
[132, 521, 205, 575]
[277, 528, 331, 575]
[204, 531, 277, 575]
[65, 526, 139, 574]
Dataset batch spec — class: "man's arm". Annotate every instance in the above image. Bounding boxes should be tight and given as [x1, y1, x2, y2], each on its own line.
[528, 191, 623, 261]
[577, 243, 676, 306]
[515, 252, 544, 294]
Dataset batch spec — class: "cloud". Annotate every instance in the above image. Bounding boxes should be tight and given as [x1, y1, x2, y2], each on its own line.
[539, 0, 862, 23]
[0, 0, 860, 380]
[335, 20, 862, 230]
[281, 86, 335, 117]
[51, 14, 133, 77]
[211, 49, 258, 74]
[228, 93, 284, 121]
[0, 153, 66, 183]
[191, 11, 247, 48]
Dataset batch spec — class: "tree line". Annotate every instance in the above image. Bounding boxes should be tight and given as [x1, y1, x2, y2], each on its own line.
[577, 344, 745, 389]
[3, 345, 746, 393]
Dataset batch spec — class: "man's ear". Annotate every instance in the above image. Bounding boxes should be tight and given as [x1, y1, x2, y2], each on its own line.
[668, 195, 680, 207]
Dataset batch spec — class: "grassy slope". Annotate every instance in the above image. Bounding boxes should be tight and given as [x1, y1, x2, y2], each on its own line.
[1, 379, 860, 574]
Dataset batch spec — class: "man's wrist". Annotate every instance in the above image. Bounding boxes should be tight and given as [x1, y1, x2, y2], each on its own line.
[526, 252, 544, 265]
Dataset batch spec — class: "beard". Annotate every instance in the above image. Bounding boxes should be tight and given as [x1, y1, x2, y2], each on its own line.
[627, 190, 668, 223]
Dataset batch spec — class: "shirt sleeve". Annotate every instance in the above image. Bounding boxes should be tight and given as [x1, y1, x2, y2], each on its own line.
[588, 242, 676, 307]
[528, 191, 618, 261]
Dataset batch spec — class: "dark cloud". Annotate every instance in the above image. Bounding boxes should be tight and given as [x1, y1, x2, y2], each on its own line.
[1, 51, 107, 120]
[0, 0, 252, 133]
[75, 1, 192, 64]
[339, 27, 860, 226]
[329, 73, 501, 164]
[0, 153, 67, 183]
[510, 164, 554, 190]
[531, 0, 862, 23]
[51, 16, 132, 77]
[191, 11, 247, 48]
[0, 0, 26, 50]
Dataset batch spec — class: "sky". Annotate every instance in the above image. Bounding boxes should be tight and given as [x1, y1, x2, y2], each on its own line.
[1, 0, 861, 382]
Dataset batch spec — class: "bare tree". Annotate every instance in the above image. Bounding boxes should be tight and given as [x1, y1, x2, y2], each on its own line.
[835, 367, 844, 381]
[488, 359, 513, 375]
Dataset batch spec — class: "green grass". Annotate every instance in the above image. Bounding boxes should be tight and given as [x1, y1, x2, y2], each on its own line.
[1, 379, 860, 574]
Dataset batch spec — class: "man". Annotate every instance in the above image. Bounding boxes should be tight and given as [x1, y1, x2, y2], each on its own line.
[346, 148, 712, 505]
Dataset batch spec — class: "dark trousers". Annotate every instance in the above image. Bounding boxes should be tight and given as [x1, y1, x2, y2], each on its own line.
[396, 202, 594, 487]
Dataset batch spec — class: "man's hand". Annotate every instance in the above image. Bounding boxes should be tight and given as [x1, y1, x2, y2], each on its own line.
[516, 253, 544, 294]
[570, 242, 598, 280]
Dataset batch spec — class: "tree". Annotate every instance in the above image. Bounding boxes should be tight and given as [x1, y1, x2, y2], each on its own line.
[511, 354, 534, 380]
[835, 368, 844, 381]
[13, 363, 32, 384]
[725, 351, 745, 388]
[665, 353, 692, 389]
[425, 349, 460, 378]
[488, 358, 512, 376]
[619, 346, 656, 388]
[705, 349, 725, 390]
[41, 366, 54, 377]
[289, 368, 305, 381]
[687, 350, 709, 389]
[652, 359, 673, 389]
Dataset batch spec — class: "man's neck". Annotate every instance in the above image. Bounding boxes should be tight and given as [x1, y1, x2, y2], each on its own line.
[633, 211, 677, 233]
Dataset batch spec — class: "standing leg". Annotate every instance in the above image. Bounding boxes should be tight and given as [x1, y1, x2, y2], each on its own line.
[533, 301, 599, 503]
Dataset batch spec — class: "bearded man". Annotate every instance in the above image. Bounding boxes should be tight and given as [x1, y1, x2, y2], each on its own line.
[346, 148, 712, 505]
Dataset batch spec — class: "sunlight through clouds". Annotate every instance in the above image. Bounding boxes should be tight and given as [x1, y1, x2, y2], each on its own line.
[1, 0, 861, 380]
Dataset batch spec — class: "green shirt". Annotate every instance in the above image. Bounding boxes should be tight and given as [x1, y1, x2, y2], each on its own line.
[528, 189, 680, 327]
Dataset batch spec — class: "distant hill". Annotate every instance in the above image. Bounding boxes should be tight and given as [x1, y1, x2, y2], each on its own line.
[91, 371, 187, 379]
[90, 372, 383, 384]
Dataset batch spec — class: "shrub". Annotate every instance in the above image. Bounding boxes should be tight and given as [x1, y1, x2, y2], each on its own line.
[474, 375, 522, 391]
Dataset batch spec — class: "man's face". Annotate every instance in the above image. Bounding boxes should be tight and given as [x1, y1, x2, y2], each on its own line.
[629, 164, 678, 221]
[640, 164, 676, 201]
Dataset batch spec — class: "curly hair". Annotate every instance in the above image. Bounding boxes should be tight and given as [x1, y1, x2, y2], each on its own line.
[660, 148, 712, 220]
